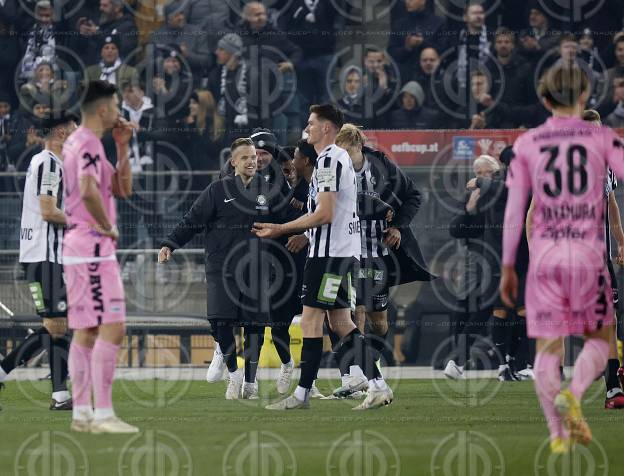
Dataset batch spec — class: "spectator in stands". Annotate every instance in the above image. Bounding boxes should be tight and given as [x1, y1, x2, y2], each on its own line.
[388, 0, 445, 81]
[578, 29, 608, 110]
[389, 81, 439, 129]
[187, 0, 229, 29]
[336, 65, 365, 125]
[8, 99, 50, 168]
[464, 70, 512, 129]
[452, 2, 493, 92]
[71, 0, 138, 65]
[0, 15, 21, 107]
[602, 34, 624, 117]
[279, 1, 337, 110]
[151, 45, 193, 151]
[484, 28, 532, 108]
[208, 33, 250, 145]
[605, 74, 624, 128]
[558, 33, 579, 65]
[85, 33, 138, 86]
[19, 1, 60, 81]
[518, 2, 560, 65]
[19, 59, 64, 109]
[414, 47, 441, 110]
[149, 0, 212, 78]
[238, 2, 302, 131]
[121, 80, 155, 172]
[362, 48, 399, 128]
[0, 93, 18, 171]
[184, 90, 222, 171]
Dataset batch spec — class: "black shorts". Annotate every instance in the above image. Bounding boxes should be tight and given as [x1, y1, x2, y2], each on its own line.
[355, 256, 390, 312]
[301, 257, 358, 311]
[21, 261, 67, 318]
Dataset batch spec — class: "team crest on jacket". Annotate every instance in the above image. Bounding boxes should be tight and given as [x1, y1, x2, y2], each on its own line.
[256, 195, 267, 206]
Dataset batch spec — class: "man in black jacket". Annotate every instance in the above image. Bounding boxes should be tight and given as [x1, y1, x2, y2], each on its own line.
[158, 137, 292, 400]
[333, 124, 434, 393]
[447, 153, 530, 381]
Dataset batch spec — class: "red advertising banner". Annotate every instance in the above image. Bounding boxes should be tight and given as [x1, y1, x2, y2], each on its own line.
[365, 129, 624, 166]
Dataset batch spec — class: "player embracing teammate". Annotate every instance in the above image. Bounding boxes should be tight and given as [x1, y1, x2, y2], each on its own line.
[501, 65, 624, 454]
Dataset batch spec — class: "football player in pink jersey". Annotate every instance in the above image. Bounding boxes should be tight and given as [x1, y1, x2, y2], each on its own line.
[62, 80, 138, 433]
[501, 65, 624, 454]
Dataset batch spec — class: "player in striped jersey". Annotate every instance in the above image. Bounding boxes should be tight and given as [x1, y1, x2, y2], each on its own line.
[333, 124, 421, 395]
[0, 113, 77, 411]
[254, 104, 393, 410]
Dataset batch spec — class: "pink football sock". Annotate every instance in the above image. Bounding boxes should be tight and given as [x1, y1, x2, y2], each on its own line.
[534, 351, 566, 440]
[91, 339, 120, 412]
[570, 338, 610, 401]
[68, 342, 93, 407]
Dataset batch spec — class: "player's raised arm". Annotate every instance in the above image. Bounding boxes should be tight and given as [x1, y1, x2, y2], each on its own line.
[111, 117, 137, 198]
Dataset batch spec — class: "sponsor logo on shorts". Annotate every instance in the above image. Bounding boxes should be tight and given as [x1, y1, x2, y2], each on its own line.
[318, 273, 342, 304]
[87, 263, 105, 313]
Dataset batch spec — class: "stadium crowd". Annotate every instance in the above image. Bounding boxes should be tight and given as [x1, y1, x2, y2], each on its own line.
[0, 0, 623, 177]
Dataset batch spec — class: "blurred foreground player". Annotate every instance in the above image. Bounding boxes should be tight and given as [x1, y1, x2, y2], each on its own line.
[500, 65, 623, 454]
[1, 114, 77, 411]
[63, 81, 138, 433]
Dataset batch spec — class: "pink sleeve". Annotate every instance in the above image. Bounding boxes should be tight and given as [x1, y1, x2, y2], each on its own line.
[502, 138, 531, 266]
[77, 139, 104, 185]
[604, 127, 624, 181]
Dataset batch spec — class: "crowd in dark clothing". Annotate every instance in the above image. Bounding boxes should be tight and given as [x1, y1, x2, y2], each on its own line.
[1, 0, 624, 178]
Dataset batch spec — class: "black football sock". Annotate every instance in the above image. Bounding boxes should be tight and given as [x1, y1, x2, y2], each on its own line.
[328, 327, 351, 376]
[367, 331, 388, 361]
[243, 327, 264, 384]
[489, 316, 508, 367]
[297, 337, 323, 392]
[605, 358, 621, 392]
[49, 334, 70, 393]
[0, 327, 49, 375]
[342, 328, 381, 381]
[215, 322, 238, 373]
[271, 325, 292, 365]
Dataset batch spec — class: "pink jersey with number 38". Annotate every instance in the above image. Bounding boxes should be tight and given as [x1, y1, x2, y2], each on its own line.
[504, 116, 624, 267]
[62, 126, 117, 260]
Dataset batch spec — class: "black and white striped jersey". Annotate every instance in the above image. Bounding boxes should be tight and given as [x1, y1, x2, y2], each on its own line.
[307, 144, 361, 258]
[19, 149, 64, 263]
[356, 157, 389, 258]
[605, 168, 617, 258]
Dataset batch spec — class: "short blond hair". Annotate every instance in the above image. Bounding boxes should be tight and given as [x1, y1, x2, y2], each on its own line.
[474, 155, 500, 172]
[335, 123, 367, 148]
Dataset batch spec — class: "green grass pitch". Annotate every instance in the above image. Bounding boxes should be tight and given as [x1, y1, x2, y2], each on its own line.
[1, 379, 623, 475]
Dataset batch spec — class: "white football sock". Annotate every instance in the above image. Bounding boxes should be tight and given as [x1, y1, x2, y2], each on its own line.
[368, 378, 388, 391]
[93, 408, 115, 421]
[52, 390, 70, 402]
[294, 385, 308, 402]
[350, 365, 365, 378]
[72, 405, 93, 421]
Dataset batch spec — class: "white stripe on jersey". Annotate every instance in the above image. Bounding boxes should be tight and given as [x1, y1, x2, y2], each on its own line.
[356, 158, 388, 259]
[19, 150, 64, 263]
[307, 144, 361, 258]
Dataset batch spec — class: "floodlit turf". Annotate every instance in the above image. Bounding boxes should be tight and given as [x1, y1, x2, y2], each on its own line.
[1, 378, 623, 475]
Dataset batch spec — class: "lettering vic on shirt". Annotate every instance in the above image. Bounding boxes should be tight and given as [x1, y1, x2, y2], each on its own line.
[62, 126, 117, 263]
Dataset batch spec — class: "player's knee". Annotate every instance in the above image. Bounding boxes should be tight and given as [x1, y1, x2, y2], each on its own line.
[369, 312, 388, 335]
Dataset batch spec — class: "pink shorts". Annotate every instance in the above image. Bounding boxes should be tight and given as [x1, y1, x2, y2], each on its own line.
[525, 244, 613, 338]
[64, 259, 126, 329]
